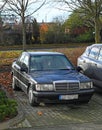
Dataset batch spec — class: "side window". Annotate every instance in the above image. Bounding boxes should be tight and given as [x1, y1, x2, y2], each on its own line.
[16, 53, 29, 68]
[89, 47, 100, 59]
[23, 55, 29, 67]
[16, 54, 25, 66]
[98, 48, 102, 61]
[84, 47, 91, 56]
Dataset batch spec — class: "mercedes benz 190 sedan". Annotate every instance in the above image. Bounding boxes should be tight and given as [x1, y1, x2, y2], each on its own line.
[11, 51, 94, 106]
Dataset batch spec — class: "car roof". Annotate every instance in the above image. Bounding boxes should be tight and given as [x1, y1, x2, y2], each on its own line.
[23, 51, 64, 56]
[89, 43, 102, 47]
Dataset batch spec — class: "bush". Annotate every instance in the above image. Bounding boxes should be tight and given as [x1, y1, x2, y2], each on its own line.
[75, 31, 94, 43]
[0, 90, 18, 122]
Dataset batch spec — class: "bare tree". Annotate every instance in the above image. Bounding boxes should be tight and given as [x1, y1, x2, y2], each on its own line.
[0, 1, 8, 45]
[3, 0, 46, 50]
[55, 0, 102, 43]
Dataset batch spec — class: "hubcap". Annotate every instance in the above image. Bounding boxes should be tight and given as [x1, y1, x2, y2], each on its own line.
[12, 77, 15, 89]
[29, 89, 33, 103]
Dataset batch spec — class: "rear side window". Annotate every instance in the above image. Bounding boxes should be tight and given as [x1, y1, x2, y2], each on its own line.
[89, 46, 100, 59]
[16, 53, 25, 66]
[23, 55, 29, 67]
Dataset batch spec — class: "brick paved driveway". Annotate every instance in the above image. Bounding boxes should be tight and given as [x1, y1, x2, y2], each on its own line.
[9, 91, 102, 129]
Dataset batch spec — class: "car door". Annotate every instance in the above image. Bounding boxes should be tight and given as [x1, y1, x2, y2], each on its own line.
[13, 53, 25, 87]
[19, 54, 30, 93]
[78, 46, 91, 75]
[88, 46, 100, 79]
[84, 46, 99, 79]
[92, 48, 102, 85]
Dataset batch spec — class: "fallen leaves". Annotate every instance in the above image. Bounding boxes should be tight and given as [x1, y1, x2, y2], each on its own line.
[0, 70, 13, 96]
[37, 111, 43, 116]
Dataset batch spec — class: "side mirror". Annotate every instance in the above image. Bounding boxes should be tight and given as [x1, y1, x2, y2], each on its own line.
[76, 66, 82, 72]
[13, 58, 17, 62]
[20, 63, 28, 73]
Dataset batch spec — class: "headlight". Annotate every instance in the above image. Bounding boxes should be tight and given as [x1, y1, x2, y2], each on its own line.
[36, 84, 54, 91]
[80, 82, 93, 89]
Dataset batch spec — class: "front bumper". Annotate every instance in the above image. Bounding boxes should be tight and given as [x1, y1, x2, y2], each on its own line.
[33, 89, 94, 104]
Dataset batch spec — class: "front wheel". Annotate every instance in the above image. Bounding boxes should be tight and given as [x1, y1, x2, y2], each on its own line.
[28, 87, 39, 106]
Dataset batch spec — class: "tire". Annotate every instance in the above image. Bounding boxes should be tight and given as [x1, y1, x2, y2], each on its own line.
[28, 87, 39, 106]
[12, 76, 18, 90]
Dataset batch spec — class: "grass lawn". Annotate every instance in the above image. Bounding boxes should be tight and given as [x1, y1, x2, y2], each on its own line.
[0, 46, 86, 66]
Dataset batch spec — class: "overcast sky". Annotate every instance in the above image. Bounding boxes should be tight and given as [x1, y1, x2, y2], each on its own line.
[33, 7, 69, 22]
[0, 0, 70, 23]
[31, 1, 70, 22]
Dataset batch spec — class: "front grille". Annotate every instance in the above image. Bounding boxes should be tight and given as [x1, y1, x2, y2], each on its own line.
[54, 80, 79, 92]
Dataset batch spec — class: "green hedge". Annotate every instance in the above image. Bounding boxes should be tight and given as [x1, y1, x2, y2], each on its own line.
[75, 31, 94, 43]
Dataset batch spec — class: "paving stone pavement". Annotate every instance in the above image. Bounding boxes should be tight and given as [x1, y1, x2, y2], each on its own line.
[7, 91, 102, 130]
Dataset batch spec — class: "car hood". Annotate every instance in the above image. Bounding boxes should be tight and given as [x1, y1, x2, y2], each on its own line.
[30, 70, 91, 83]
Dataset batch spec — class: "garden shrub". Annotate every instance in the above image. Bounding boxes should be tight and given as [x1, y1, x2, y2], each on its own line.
[0, 90, 18, 122]
[75, 31, 94, 43]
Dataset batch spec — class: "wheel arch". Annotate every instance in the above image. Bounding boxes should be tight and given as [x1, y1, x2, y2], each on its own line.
[27, 82, 36, 94]
[27, 83, 31, 94]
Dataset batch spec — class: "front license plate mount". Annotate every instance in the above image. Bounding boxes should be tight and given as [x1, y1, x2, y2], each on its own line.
[59, 94, 78, 100]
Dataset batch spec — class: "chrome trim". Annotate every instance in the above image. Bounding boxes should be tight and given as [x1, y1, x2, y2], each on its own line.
[53, 80, 79, 83]
[14, 76, 28, 88]
[13, 66, 37, 84]
[53, 80, 80, 92]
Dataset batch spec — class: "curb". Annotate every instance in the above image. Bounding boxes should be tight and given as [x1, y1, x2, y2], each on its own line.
[8, 101, 25, 128]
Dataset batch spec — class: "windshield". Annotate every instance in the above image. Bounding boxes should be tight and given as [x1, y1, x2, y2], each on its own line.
[30, 55, 74, 72]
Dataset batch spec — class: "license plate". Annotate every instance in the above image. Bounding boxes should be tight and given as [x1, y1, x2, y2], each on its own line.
[59, 95, 78, 100]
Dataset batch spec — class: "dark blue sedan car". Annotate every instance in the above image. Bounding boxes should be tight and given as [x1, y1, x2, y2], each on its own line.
[12, 51, 94, 106]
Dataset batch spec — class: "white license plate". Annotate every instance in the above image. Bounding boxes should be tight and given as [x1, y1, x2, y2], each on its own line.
[59, 95, 78, 100]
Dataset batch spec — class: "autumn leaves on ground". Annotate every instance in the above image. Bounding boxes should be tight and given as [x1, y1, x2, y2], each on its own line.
[0, 47, 85, 95]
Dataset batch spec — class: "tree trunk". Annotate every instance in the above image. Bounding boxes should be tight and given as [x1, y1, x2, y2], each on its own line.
[95, 17, 101, 43]
[22, 14, 26, 51]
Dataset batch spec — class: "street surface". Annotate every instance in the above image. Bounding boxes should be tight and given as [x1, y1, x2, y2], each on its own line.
[8, 90, 102, 129]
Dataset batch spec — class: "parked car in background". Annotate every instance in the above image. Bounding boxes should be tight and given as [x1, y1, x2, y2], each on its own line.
[77, 44, 102, 91]
[12, 51, 94, 106]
